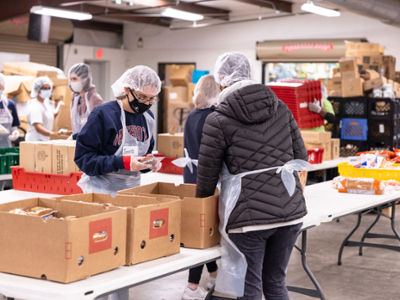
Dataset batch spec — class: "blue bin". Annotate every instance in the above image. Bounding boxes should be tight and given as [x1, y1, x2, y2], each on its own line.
[192, 70, 210, 84]
[341, 118, 368, 141]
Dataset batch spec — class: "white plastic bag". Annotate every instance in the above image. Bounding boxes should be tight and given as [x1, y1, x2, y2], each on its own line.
[215, 159, 314, 297]
[171, 148, 198, 173]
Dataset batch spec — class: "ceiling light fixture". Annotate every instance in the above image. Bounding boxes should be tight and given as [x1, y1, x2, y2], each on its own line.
[161, 7, 204, 21]
[301, 1, 340, 17]
[30, 6, 92, 20]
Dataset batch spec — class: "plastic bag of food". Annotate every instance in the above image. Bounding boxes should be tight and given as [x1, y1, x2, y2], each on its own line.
[338, 177, 385, 195]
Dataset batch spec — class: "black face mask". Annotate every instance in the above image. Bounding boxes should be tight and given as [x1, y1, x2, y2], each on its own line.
[128, 89, 152, 114]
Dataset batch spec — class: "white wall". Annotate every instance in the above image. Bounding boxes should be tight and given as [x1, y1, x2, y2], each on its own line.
[63, 43, 132, 101]
[124, 11, 400, 82]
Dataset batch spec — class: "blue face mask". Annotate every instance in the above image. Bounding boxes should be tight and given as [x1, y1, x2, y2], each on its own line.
[39, 89, 52, 99]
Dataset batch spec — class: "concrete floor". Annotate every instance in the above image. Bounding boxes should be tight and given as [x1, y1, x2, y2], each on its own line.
[2, 211, 400, 300]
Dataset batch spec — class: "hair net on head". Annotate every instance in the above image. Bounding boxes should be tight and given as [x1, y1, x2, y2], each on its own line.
[68, 63, 93, 92]
[214, 52, 252, 87]
[193, 74, 220, 109]
[111, 65, 162, 99]
[0, 73, 5, 90]
[31, 76, 53, 98]
[320, 83, 328, 99]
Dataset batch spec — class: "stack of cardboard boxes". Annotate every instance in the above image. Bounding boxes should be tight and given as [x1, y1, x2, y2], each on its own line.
[3, 62, 73, 106]
[301, 131, 340, 161]
[19, 140, 80, 174]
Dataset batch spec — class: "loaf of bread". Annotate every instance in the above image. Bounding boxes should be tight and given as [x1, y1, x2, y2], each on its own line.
[139, 155, 158, 166]
[27, 206, 54, 217]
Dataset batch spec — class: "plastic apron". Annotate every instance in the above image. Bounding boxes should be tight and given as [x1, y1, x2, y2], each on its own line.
[71, 93, 91, 135]
[77, 100, 154, 197]
[171, 148, 198, 173]
[215, 159, 314, 297]
[0, 96, 13, 148]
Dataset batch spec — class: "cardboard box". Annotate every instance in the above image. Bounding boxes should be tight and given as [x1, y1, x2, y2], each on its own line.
[330, 90, 342, 97]
[164, 102, 194, 133]
[67, 145, 80, 173]
[187, 83, 196, 104]
[163, 86, 188, 103]
[395, 72, 400, 84]
[56, 105, 72, 131]
[3, 62, 58, 78]
[361, 55, 382, 66]
[364, 77, 384, 91]
[20, 142, 35, 172]
[358, 64, 380, 73]
[53, 193, 181, 266]
[360, 69, 380, 80]
[118, 182, 221, 249]
[306, 142, 331, 162]
[168, 65, 195, 87]
[157, 133, 184, 158]
[53, 85, 73, 105]
[52, 143, 78, 174]
[341, 71, 359, 80]
[0, 198, 127, 283]
[35, 142, 52, 173]
[342, 78, 364, 98]
[299, 171, 307, 192]
[382, 55, 396, 81]
[300, 131, 331, 144]
[346, 42, 380, 53]
[3, 80, 32, 104]
[331, 138, 340, 160]
[339, 57, 359, 74]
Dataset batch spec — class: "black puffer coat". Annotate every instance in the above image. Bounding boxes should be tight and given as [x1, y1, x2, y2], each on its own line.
[196, 83, 308, 231]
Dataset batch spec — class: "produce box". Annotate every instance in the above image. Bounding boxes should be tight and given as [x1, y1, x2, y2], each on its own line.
[157, 132, 184, 158]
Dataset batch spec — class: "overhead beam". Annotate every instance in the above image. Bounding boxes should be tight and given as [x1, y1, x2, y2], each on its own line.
[72, 20, 123, 34]
[231, 0, 292, 13]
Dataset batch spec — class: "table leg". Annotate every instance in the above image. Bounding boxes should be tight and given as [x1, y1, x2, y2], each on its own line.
[0, 181, 5, 191]
[390, 201, 400, 241]
[287, 230, 326, 300]
[338, 212, 362, 266]
[323, 170, 327, 182]
[359, 208, 381, 256]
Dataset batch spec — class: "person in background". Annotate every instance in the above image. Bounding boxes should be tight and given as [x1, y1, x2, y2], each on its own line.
[0, 73, 20, 147]
[75, 66, 162, 300]
[25, 77, 63, 141]
[196, 52, 308, 300]
[181, 74, 220, 300]
[68, 63, 105, 140]
[307, 83, 335, 131]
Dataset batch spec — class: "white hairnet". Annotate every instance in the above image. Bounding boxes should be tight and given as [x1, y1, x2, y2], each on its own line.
[0, 73, 5, 90]
[214, 52, 252, 87]
[193, 74, 220, 109]
[321, 83, 328, 99]
[111, 65, 161, 99]
[31, 76, 53, 98]
[68, 63, 93, 92]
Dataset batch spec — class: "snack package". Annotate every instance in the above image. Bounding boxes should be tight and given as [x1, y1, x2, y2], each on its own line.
[9, 209, 29, 216]
[138, 154, 164, 167]
[332, 176, 345, 189]
[27, 206, 54, 217]
[338, 178, 385, 195]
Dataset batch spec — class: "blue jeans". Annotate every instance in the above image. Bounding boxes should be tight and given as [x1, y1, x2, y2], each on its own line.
[230, 223, 302, 300]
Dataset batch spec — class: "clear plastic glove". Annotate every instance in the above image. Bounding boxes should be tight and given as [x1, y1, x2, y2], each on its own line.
[54, 101, 65, 114]
[8, 130, 20, 141]
[308, 99, 322, 113]
[130, 156, 150, 172]
[152, 161, 162, 173]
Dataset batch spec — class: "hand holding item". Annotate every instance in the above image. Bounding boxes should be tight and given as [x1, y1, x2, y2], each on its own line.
[54, 101, 66, 114]
[308, 99, 322, 113]
[152, 160, 162, 172]
[129, 156, 149, 172]
[8, 130, 20, 141]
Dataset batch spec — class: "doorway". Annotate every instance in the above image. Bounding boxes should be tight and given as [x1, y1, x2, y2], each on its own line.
[84, 60, 108, 100]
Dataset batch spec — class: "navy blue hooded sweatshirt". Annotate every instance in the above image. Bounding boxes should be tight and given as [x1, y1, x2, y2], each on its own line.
[183, 106, 215, 184]
[75, 101, 154, 176]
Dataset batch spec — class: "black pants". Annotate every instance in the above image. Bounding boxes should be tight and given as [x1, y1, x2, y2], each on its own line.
[188, 261, 218, 284]
[230, 223, 302, 300]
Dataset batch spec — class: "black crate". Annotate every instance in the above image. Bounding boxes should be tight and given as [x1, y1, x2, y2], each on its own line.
[368, 98, 399, 119]
[340, 140, 369, 156]
[368, 119, 398, 139]
[325, 119, 341, 138]
[327, 97, 342, 116]
[368, 137, 399, 151]
[342, 97, 368, 118]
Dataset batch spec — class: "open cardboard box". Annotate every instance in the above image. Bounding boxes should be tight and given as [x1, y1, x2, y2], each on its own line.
[118, 182, 221, 249]
[0, 198, 127, 283]
[53, 193, 181, 265]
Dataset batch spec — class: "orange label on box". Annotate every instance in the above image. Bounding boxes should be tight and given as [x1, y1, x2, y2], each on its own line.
[89, 218, 112, 254]
[149, 208, 169, 239]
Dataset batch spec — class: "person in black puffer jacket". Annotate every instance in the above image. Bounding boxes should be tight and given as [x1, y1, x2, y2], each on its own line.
[196, 52, 308, 300]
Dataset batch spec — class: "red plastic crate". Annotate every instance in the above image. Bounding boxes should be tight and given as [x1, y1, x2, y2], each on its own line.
[10, 166, 83, 195]
[307, 148, 324, 164]
[154, 155, 183, 175]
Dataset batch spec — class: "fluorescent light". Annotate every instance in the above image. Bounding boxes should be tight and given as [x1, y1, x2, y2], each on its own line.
[30, 6, 92, 21]
[301, 1, 340, 17]
[161, 8, 204, 21]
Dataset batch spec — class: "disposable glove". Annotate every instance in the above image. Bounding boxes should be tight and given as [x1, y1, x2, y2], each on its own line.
[8, 130, 20, 141]
[308, 100, 322, 113]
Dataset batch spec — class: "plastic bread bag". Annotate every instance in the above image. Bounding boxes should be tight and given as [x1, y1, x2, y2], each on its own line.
[138, 154, 164, 167]
[338, 177, 385, 195]
[172, 148, 198, 173]
[332, 176, 345, 189]
[215, 159, 314, 297]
